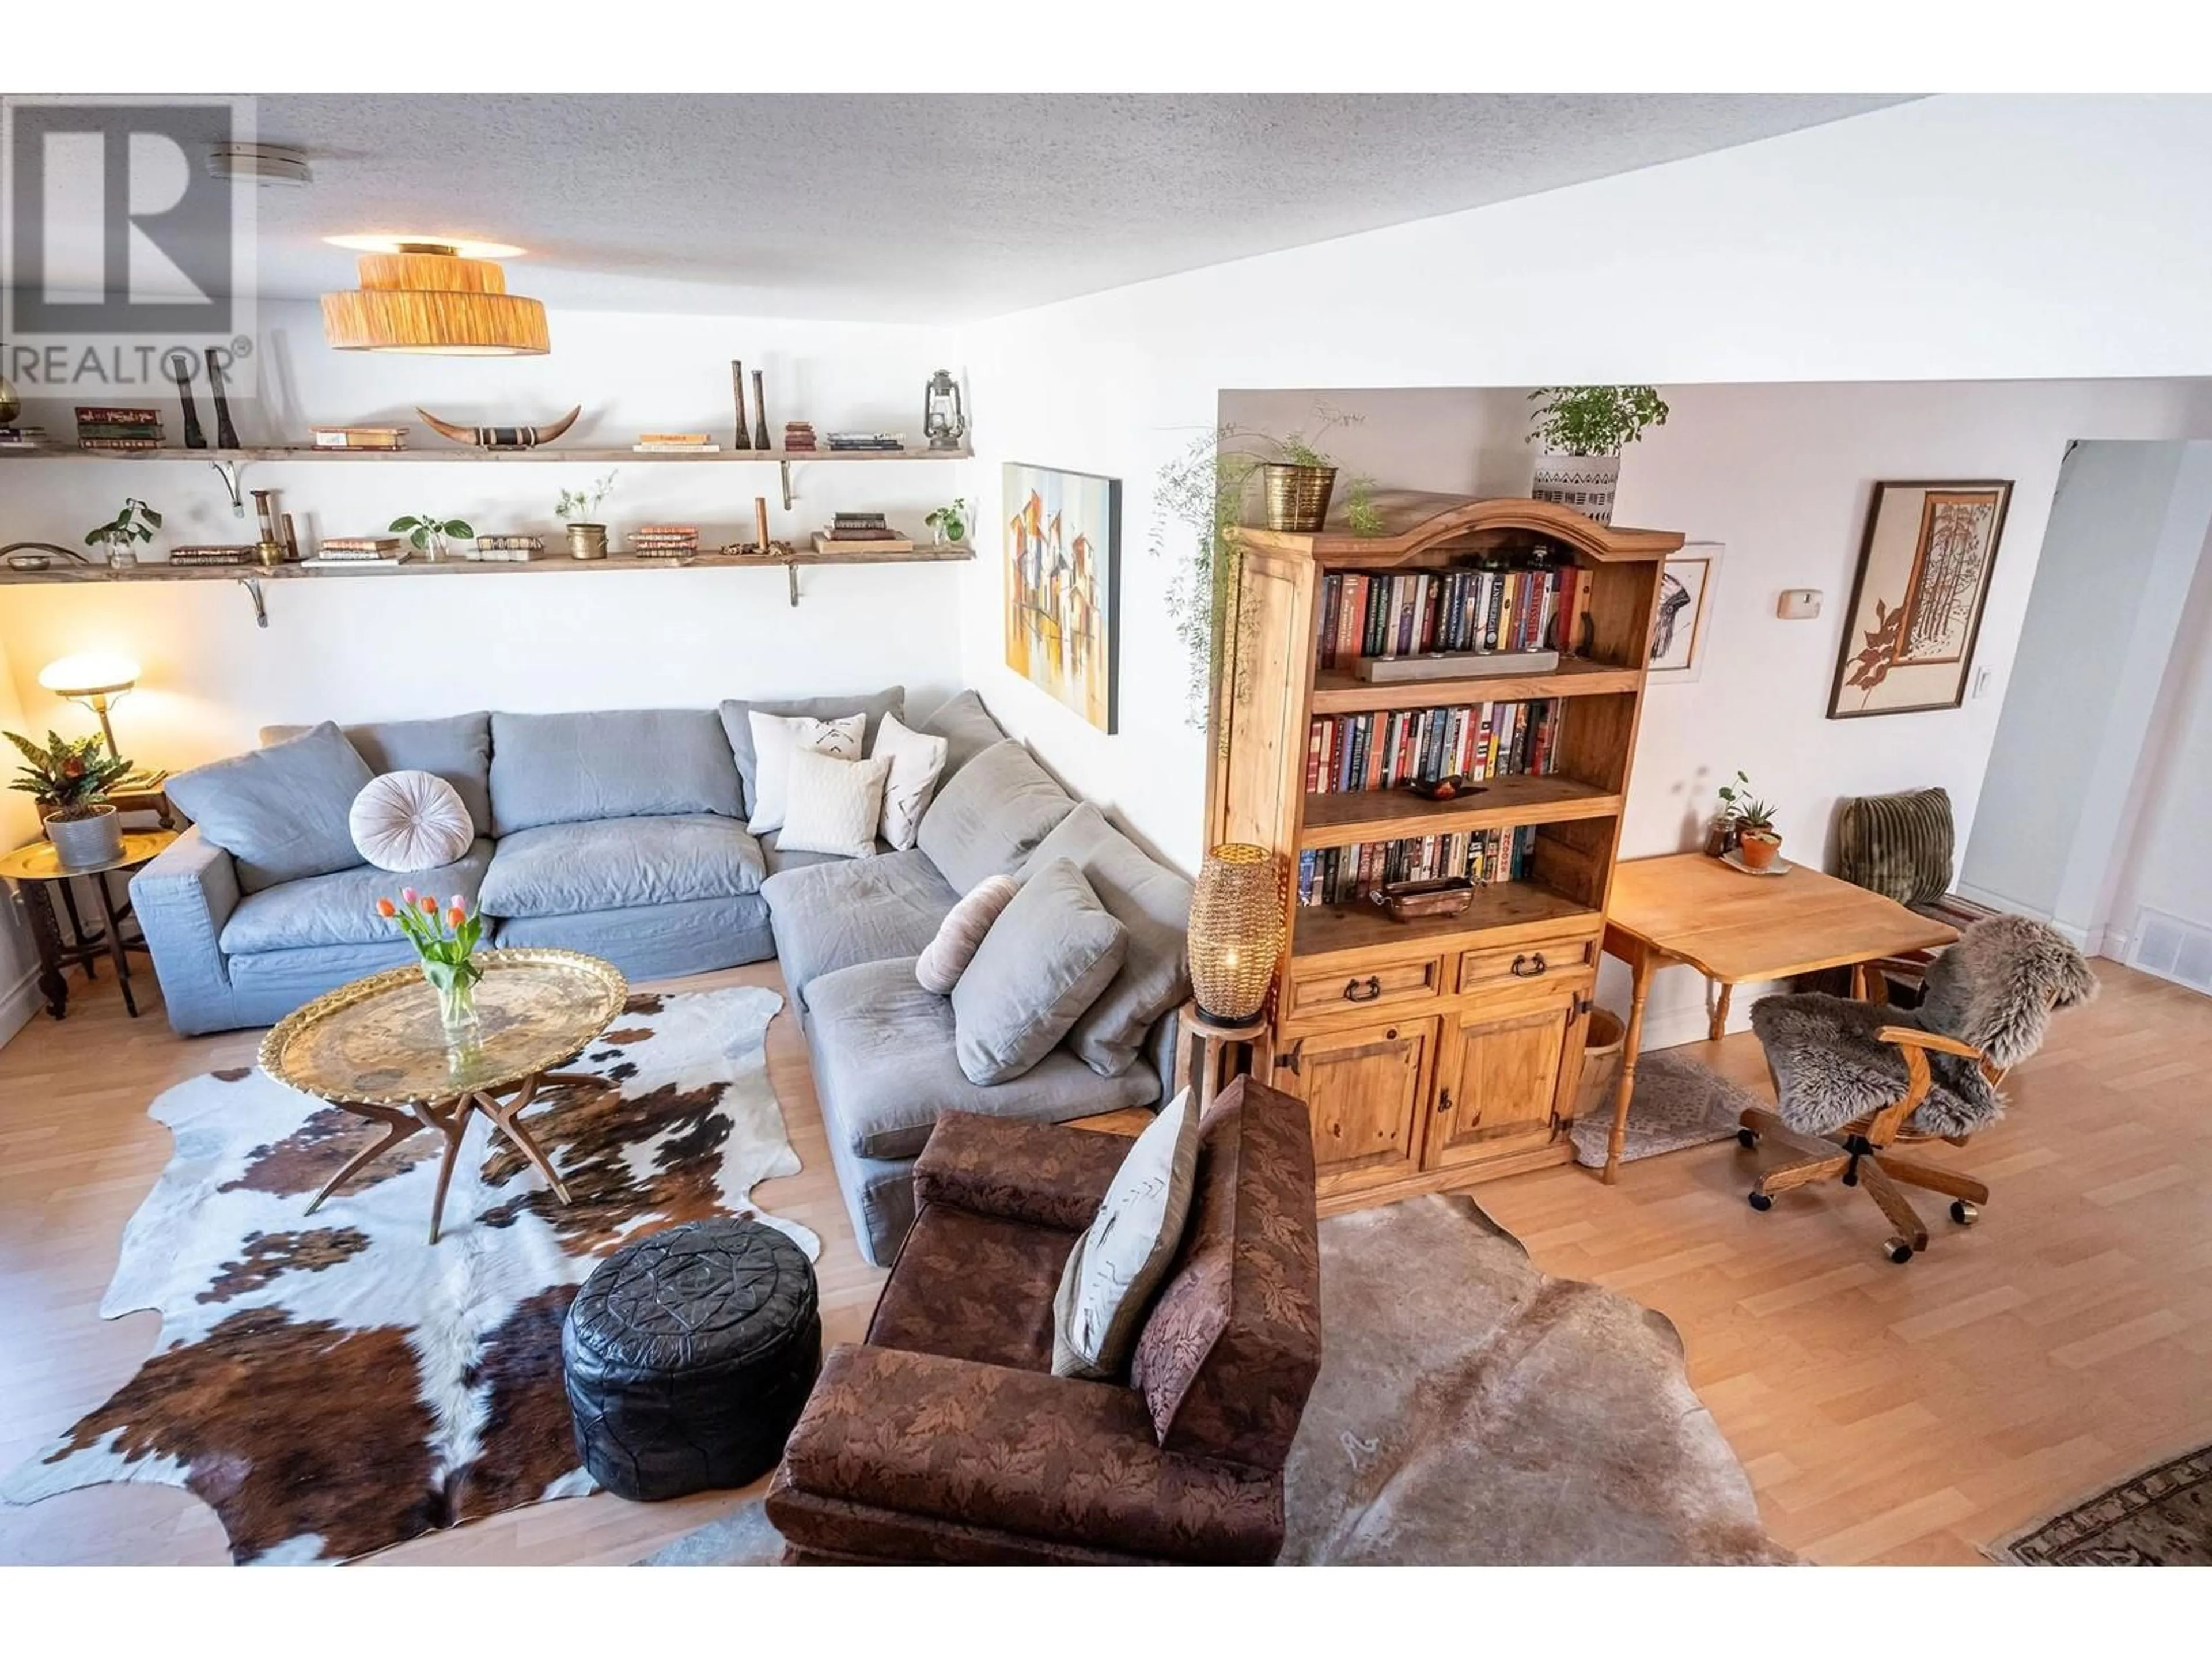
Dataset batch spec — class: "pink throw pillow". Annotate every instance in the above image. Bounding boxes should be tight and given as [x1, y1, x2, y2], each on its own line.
[915, 874, 1020, 994]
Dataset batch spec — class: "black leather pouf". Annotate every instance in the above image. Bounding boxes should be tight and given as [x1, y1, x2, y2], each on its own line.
[562, 1217, 820, 1501]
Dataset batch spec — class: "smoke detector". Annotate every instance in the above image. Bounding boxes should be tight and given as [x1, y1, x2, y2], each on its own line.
[209, 143, 313, 188]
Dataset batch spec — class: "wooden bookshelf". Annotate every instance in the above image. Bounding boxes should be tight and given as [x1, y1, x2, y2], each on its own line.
[0, 445, 971, 464]
[1206, 491, 1677, 1209]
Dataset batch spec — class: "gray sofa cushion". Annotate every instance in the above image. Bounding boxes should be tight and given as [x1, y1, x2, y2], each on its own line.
[221, 837, 494, 954]
[1020, 803, 1193, 1077]
[720, 688, 904, 816]
[480, 815, 765, 918]
[760, 849, 959, 1012]
[488, 709, 742, 834]
[497, 893, 774, 982]
[805, 957, 1161, 1161]
[261, 713, 493, 835]
[228, 938, 421, 992]
[915, 739, 1077, 896]
[915, 689, 1007, 781]
[760, 831, 894, 876]
[167, 722, 376, 893]
[953, 858, 1127, 1086]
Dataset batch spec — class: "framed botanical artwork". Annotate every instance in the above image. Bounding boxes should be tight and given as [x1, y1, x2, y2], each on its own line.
[1003, 461, 1121, 733]
[1647, 541, 1722, 683]
[1828, 480, 2013, 719]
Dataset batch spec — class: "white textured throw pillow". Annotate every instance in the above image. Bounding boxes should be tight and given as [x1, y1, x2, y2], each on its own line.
[870, 712, 949, 852]
[1051, 1087, 1204, 1380]
[747, 711, 863, 835]
[348, 770, 474, 873]
[778, 749, 893, 859]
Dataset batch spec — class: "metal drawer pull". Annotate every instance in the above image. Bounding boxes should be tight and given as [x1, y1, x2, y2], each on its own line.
[1343, 975, 1382, 1003]
[1510, 953, 1548, 978]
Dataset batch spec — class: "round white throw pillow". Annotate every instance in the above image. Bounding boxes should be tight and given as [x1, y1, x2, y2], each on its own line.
[349, 770, 475, 873]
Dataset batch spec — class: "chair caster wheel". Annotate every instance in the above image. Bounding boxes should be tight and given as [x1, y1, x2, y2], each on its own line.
[1747, 1191, 1773, 1211]
[1842, 1166, 1859, 1187]
[1737, 1128, 1759, 1149]
[1884, 1237, 1914, 1264]
[1950, 1199, 1979, 1226]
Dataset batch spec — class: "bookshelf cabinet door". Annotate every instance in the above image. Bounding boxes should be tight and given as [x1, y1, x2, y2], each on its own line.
[1278, 1017, 1438, 1197]
[1426, 995, 1579, 1169]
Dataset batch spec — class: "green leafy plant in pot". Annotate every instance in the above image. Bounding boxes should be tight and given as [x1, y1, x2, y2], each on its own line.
[85, 498, 161, 569]
[389, 511, 474, 563]
[924, 497, 970, 547]
[1525, 385, 1669, 527]
[1716, 771, 1783, 870]
[7, 729, 134, 868]
[555, 471, 618, 560]
[1257, 406, 1366, 532]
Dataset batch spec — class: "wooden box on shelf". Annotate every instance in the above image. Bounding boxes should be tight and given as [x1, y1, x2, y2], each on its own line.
[1205, 491, 1677, 1212]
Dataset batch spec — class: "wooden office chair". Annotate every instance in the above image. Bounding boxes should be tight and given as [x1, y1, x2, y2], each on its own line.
[1738, 915, 2097, 1263]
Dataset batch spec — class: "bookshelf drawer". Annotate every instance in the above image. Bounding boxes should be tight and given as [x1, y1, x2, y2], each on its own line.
[1286, 956, 1444, 1021]
[1455, 933, 1596, 997]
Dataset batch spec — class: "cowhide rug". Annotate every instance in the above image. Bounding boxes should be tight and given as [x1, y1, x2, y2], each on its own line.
[2, 984, 814, 1565]
[642, 1194, 1787, 1566]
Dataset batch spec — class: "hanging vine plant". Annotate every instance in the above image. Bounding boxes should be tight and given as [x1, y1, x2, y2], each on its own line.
[1150, 411, 1382, 732]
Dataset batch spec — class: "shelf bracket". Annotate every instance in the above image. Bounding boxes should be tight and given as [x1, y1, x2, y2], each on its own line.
[210, 460, 246, 519]
[779, 458, 793, 512]
[237, 575, 268, 628]
[786, 558, 801, 608]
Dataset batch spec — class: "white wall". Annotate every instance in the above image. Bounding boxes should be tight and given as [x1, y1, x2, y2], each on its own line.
[0, 298, 974, 770]
[1961, 442, 2212, 949]
[960, 94, 2212, 1048]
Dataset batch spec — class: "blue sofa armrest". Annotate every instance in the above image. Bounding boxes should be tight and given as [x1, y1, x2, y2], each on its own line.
[130, 826, 243, 1035]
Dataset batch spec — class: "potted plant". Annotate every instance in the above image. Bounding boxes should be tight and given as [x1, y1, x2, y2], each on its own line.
[7, 729, 135, 868]
[924, 498, 969, 547]
[388, 510, 474, 563]
[1715, 772, 1783, 870]
[1525, 386, 1670, 527]
[1255, 406, 1364, 532]
[85, 498, 161, 569]
[555, 471, 617, 560]
[376, 888, 486, 1041]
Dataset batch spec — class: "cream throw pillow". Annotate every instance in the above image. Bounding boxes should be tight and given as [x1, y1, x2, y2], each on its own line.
[778, 749, 892, 859]
[1051, 1087, 1203, 1380]
[914, 873, 1018, 994]
[348, 770, 474, 873]
[747, 711, 863, 835]
[870, 712, 949, 852]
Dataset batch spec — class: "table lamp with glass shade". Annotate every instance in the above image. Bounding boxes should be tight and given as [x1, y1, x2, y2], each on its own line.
[38, 652, 141, 760]
[1187, 844, 1286, 1024]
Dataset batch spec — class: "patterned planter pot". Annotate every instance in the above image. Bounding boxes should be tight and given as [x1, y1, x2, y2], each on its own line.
[1263, 464, 1336, 533]
[566, 523, 608, 561]
[1530, 450, 1622, 526]
[47, 805, 123, 869]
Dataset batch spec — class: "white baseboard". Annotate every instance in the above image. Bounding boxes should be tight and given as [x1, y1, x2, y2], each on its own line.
[1953, 880, 2037, 920]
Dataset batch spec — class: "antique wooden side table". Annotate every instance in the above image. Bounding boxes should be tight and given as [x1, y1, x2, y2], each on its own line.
[0, 828, 179, 1018]
[258, 947, 628, 1244]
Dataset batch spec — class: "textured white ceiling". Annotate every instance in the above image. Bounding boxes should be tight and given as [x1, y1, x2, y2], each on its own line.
[185, 94, 1914, 320]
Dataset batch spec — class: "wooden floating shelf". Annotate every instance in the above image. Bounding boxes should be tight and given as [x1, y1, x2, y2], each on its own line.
[1290, 880, 1599, 963]
[0, 544, 974, 587]
[0, 445, 973, 464]
[1309, 656, 1641, 714]
[1300, 774, 1621, 849]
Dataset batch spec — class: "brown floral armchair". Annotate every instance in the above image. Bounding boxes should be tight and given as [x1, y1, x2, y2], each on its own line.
[764, 1076, 1321, 1565]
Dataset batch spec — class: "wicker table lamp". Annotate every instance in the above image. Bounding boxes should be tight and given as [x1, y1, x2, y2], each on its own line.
[1188, 844, 1284, 1024]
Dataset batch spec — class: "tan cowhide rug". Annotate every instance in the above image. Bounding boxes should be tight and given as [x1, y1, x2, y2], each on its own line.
[2, 984, 814, 1565]
[642, 1193, 1786, 1566]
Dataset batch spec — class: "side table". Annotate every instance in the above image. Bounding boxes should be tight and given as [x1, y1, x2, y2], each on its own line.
[0, 830, 178, 1018]
[1172, 1002, 1268, 1112]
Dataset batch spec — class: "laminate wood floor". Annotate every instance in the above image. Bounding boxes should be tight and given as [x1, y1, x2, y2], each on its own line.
[0, 958, 2203, 1566]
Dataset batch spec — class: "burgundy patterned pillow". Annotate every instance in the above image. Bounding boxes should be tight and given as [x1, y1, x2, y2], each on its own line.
[914, 873, 1019, 994]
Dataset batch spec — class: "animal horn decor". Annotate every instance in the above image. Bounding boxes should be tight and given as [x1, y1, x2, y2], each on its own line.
[415, 405, 582, 450]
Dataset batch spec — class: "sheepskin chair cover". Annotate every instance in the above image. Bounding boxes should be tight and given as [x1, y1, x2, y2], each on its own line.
[1750, 915, 2095, 1139]
[349, 769, 475, 873]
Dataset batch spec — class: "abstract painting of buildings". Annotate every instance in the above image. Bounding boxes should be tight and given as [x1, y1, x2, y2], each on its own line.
[1003, 461, 1120, 732]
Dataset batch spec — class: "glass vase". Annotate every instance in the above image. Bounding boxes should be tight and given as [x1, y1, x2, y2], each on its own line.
[434, 974, 480, 1042]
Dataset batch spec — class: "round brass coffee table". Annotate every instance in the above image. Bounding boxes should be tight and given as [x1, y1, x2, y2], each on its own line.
[259, 947, 628, 1243]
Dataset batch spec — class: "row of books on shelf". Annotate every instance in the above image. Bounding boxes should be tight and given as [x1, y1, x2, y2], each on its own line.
[1309, 698, 1560, 795]
[1298, 827, 1537, 908]
[1316, 557, 1584, 667]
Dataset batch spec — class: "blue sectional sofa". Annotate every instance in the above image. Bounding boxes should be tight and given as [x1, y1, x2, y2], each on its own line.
[131, 688, 1193, 1266]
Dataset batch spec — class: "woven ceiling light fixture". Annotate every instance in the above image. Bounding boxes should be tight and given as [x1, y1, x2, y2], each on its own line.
[321, 238, 550, 355]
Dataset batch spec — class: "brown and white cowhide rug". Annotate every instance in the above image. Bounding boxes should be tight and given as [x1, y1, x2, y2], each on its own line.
[1, 984, 813, 1566]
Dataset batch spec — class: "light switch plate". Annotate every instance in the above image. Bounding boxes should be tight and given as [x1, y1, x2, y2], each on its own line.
[1777, 589, 1823, 619]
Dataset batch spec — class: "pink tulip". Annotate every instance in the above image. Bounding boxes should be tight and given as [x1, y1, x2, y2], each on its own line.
[449, 895, 465, 913]
[402, 887, 418, 904]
